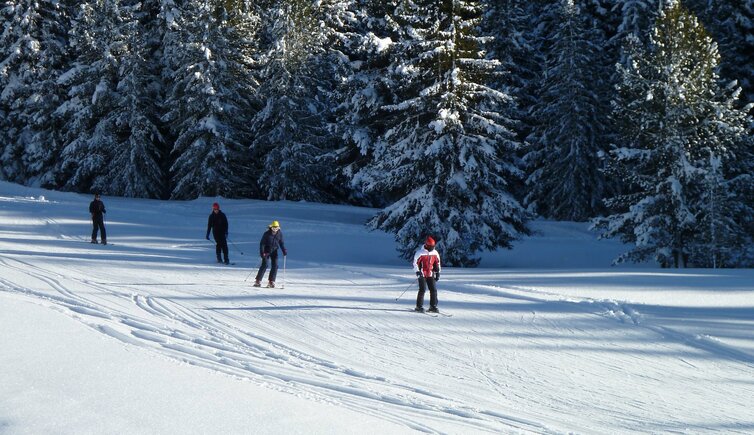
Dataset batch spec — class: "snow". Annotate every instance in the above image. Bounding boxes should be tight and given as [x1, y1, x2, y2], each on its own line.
[1, 181, 753, 434]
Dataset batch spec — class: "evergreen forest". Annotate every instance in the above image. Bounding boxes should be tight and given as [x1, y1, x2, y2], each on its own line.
[1, 0, 753, 266]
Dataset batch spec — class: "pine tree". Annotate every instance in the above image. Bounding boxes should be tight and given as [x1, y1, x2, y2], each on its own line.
[360, 0, 528, 266]
[0, 0, 71, 185]
[162, 0, 258, 199]
[250, 0, 348, 202]
[697, 0, 754, 105]
[105, 3, 166, 198]
[479, 0, 541, 136]
[55, 0, 123, 193]
[335, 0, 402, 205]
[524, 0, 611, 221]
[598, 1, 753, 267]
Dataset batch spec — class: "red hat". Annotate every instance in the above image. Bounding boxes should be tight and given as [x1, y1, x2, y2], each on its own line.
[425, 236, 435, 246]
[212, 202, 220, 209]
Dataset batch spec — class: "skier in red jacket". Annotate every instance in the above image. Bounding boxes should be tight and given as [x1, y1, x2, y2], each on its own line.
[413, 236, 441, 313]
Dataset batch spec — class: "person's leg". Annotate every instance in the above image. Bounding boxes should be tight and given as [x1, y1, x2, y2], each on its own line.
[216, 236, 229, 263]
[215, 241, 222, 262]
[99, 220, 106, 243]
[427, 277, 438, 309]
[255, 257, 268, 282]
[415, 277, 427, 310]
[268, 252, 279, 282]
[91, 219, 98, 242]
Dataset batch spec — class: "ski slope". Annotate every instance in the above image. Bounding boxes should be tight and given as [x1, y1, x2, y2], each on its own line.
[1, 181, 753, 434]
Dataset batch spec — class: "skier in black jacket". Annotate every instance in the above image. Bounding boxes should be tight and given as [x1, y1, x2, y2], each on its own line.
[206, 202, 230, 264]
[89, 193, 107, 244]
[253, 220, 287, 288]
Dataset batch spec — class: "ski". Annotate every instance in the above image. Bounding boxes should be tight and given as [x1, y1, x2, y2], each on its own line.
[409, 308, 438, 317]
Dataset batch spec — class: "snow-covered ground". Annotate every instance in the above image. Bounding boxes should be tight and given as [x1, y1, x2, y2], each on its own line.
[1, 181, 753, 434]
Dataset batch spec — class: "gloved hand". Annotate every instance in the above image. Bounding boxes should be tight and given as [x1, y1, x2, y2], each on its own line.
[434, 272, 440, 281]
[416, 271, 422, 278]
[282, 248, 287, 256]
[262, 252, 269, 258]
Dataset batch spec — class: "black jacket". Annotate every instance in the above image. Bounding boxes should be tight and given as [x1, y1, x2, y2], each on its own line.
[89, 199, 106, 220]
[206, 211, 229, 239]
[259, 229, 285, 255]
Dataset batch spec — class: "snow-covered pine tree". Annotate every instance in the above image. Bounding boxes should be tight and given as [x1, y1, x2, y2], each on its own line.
[598, 1, 753, 267]
[335, 0, 402, 205]
[479, 0, 542, 145]
[523, 0, 611, 221]
[249, 0, 345, 202]
[360, 0, 528, 266]
[162, 0, 259, 199]
[696, 0, 754, 106]
[99, 0, 167, 198]
[54, 0, 125, 193]
[0, 0, 72, 185]
[610, 0, 663, 46]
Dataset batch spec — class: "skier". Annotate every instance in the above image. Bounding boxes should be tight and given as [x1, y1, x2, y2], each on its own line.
[89, 193, 107, 245]
[253, 220, 287, 288]
[413, 236, 441, 313]
[206, 202, 230, 264]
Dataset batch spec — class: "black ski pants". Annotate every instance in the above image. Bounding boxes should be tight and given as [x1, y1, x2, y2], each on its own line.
[416, 276, 438, 309]
[91, 217, 106, 242]
[214, 235, 229, 262]
[255, 251, 279, 283]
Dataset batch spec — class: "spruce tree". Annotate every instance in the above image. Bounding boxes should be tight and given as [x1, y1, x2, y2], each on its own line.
[335, 0, 402, 205]
[524, 0, 610, 221]
[162, 0, 258, 199]
[55, 0, 123, 193]
[598, 1, 753, 267]
[360, 0, 528, 266]
[0, 0, 71, 184]
[250, 0, 348, 202]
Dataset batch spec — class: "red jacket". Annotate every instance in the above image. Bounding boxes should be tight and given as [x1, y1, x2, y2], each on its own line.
[413, 247, 441, 278]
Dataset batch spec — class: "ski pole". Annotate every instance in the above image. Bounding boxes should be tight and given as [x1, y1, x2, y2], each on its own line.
[228, 238, 244, 255]
[244, 257, 263, 282]
[282, 255, 286, 289]
[395, 279, 416, 302]
[244, 267, 256, 282]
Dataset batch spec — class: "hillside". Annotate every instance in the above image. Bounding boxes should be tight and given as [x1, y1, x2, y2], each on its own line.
[1, 181, 753, 434]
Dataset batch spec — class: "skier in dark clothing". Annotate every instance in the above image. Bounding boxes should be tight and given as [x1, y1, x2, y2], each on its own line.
[89, 193, 107, 245]
[413, 236, 441, 313]
[254, 220, 287, 288]
[206, 202, 230, 264]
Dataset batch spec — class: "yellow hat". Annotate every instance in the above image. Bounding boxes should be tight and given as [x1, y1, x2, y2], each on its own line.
[269, 220, 280, 228]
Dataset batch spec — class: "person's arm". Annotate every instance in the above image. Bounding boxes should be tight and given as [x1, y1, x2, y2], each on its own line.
[259, 233, 267, 256]
[101, 202, 106, 214]
[279, 232, 286, 255]
[89, 202, 95, 214]
[206, 215, 212, 239]
[223, 214, 228, 237]
[412, 249, 422, 277]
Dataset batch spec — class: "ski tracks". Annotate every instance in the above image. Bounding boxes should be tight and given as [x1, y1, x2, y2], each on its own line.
[0, 256, 547, 433]
[470, 282, 754, 368]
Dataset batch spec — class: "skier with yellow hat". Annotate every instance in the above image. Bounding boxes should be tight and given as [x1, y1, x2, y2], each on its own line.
[253, 220, 287, 287]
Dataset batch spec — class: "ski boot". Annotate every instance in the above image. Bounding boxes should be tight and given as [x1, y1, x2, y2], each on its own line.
[267, 281, 275, 288]
[253, 280, 262, 287]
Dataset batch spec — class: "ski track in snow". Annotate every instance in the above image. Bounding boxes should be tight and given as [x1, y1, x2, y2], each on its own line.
[475, 282, 754, 367]
[2, 189, 754, 434]
[0, 255, 554, 434]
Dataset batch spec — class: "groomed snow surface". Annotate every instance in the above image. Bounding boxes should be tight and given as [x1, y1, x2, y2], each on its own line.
[1, 181, 752, 434]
